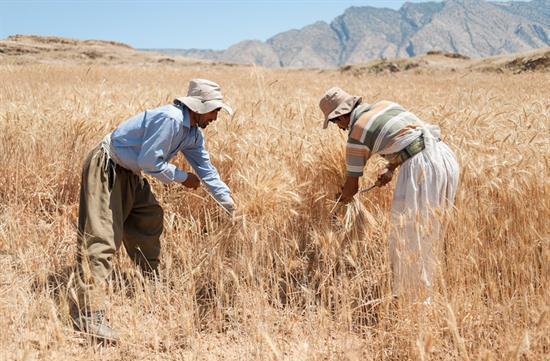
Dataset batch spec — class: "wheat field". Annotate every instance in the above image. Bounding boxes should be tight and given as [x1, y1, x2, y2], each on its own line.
[0, 63, 548, 360]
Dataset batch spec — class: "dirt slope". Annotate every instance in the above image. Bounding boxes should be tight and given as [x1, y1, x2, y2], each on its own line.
[339, 47, 550, 75]
[0, 34, 205, 66]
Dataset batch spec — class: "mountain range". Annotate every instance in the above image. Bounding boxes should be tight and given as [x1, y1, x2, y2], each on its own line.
[162, 0, 549, 68]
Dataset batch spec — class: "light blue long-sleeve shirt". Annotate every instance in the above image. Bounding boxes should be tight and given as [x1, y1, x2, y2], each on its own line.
[108, 103, 233, 207]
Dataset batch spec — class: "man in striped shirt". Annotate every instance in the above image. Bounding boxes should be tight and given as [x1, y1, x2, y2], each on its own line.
[319, 87, 459, 303]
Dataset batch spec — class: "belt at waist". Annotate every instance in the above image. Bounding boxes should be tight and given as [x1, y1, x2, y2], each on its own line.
[386, 135, 441, 166]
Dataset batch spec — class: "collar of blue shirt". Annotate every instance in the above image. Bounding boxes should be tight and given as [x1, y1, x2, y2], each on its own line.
[172, 102, 191, 128]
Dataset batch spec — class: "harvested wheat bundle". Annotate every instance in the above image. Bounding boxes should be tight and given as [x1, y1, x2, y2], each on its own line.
[332, 198, 378, 237]
[345, 198, 379, 235]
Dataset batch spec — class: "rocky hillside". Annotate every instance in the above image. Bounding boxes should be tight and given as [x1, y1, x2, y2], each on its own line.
[170, 0, 549, 68]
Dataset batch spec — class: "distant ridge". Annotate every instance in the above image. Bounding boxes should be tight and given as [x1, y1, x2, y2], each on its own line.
[1, 34, 548, 74]
[161, 0, 549, 68]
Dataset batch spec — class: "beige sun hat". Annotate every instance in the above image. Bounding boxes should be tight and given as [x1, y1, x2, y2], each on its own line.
[175, 78, 233, 115]
[319, 87, 361, 129]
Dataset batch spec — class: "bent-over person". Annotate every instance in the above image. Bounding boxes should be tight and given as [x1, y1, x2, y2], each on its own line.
[72, 79, 235, 343]
[319, 87, 459, 304]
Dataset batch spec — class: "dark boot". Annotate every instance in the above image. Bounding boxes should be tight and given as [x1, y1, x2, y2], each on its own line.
[71, 308, 119, 344]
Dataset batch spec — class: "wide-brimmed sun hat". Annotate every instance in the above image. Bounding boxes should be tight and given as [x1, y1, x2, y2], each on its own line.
[175, 78, 233, 115]
[319, 87, 361, 129]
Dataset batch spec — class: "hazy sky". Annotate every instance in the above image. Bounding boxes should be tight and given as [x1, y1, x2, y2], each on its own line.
[0, 0, 529, 50]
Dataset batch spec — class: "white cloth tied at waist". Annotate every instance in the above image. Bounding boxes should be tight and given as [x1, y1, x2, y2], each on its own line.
[100, 132, 142, 178]
[100, 132, 113, 161]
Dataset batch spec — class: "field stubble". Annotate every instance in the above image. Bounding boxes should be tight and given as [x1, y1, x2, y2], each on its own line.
[0, 64, 548, 360]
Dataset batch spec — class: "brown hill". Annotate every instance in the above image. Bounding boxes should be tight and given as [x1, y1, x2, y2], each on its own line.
[338, 47, 550, 75]
[472, 47, 550, 72]
[0, 34, 205, 66]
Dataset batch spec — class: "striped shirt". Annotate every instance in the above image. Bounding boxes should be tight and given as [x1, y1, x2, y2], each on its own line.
[346, 101, 423, 177]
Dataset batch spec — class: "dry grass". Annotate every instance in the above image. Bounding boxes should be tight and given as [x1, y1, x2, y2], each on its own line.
[0, 63, 548, 360]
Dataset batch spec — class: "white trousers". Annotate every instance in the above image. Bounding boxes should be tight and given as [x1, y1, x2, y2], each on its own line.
[388, 140, 459, 300]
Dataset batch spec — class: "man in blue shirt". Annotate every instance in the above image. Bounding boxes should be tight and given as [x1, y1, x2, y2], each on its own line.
[72, 79, 235, 343]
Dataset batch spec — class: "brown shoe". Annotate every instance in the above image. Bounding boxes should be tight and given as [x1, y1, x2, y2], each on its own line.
[71, 308, 119, 345]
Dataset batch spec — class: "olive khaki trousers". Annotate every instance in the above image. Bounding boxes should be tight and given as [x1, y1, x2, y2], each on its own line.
[73, 145, 164, 311]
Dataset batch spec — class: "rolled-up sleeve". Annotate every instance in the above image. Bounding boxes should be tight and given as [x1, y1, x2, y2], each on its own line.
[183, 131, 233, 209]
[137, 115, 188, 183]
[346, 138, 370, 177]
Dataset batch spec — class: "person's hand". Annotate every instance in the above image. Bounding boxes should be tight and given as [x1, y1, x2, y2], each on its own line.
[339, 176, 359, 203]
[340, 193, 354, 204]
[182, 173, 200, 189]
[375, 168, 394, 187]
[335, 191, 352, 204]
[219, 197, 237, 216]
[230, 208, 245, 226]
[222, 201, 244, 226]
